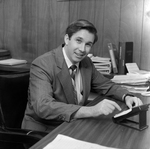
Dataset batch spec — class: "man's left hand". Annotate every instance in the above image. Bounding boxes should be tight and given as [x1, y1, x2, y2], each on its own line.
[125, 96, 143, 109]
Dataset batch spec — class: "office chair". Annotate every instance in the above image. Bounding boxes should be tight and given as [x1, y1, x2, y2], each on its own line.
[0, 101, 48, 148]
[0, 72, 48, 149]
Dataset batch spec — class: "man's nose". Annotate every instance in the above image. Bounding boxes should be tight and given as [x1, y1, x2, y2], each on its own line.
[79, 44, 86, 52]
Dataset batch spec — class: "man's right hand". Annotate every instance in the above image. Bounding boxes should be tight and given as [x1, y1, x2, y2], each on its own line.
[73, 99, 121, 119]
[92, 99, 122, 116]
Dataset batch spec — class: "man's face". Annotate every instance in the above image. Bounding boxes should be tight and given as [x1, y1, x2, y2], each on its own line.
[64, 29, 95, 64]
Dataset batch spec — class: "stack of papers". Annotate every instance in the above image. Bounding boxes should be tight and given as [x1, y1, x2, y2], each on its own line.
[111, 74, 150, 94]
[88, 54, 111, 74]
[121, 85, 149, 94]
[114, 63, 150, 94]
[44, 134, 118, 149]
[111, 75, 149, 85]
[0, 58, 27, 66]
[0, 49, 11, 60]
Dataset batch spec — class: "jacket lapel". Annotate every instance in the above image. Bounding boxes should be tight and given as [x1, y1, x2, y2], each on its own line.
[58, 63, 76, 104]
[80, 59, 91, 102]
[54, 46, 76, 104]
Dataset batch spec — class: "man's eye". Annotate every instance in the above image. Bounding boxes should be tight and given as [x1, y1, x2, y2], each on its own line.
[86, 44, 92, 48]
[76, 39, 82, 43]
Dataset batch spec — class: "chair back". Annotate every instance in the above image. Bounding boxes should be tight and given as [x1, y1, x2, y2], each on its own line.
[0, 73, 29, 128]
[0, 71, 49, 148]
[0, 102, 6, 130]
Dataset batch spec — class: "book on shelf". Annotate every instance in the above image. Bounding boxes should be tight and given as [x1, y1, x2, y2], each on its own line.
[118, 42, 133, 74]
[108, 43, 118, 74]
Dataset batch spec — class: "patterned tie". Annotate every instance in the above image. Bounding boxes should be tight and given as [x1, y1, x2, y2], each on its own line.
[69, 65, 78, 103]
[70, 65, 77, 80]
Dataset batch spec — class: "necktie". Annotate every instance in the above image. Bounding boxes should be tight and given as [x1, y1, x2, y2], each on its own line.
[69, 65, 77, 103]
[70, 65, 77, 80]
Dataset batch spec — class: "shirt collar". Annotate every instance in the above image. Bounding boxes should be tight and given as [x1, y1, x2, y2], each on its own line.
[62, 47, 79, 69]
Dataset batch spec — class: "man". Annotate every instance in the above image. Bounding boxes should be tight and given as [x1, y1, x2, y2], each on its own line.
[22, 19, 142, 132]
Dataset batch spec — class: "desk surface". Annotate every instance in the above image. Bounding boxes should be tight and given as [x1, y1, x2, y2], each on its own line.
[30, 95, 150, 149]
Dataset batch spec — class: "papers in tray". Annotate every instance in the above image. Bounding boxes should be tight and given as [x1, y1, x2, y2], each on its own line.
[113, 104, 150, 119]
[43, 134, 118, 149]
[0, 58, 27, 66]
[113, 104, 150, 130]
[126, 63, 150, 76]
[114, 108, 132, 118]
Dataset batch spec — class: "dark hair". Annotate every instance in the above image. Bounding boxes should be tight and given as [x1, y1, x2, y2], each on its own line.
[65, 19, 98, 44]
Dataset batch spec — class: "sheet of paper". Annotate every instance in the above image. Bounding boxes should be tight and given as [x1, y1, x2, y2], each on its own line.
[0, 58, 27, 65]
[43, 134, 118, 149]
[125, 63, 139, 73]
[114, 109, 132, 118]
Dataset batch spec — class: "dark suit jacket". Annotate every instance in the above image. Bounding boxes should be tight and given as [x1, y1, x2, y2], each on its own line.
[22, 45, 129, 132]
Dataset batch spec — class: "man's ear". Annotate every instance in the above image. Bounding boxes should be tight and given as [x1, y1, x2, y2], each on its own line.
[64, 34, 69, 45]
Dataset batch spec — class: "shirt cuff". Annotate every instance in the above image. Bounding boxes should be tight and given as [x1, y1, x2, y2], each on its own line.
[122, 94, 135, 101]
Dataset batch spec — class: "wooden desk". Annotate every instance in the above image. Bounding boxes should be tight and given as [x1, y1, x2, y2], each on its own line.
[30, 95, 150, 149]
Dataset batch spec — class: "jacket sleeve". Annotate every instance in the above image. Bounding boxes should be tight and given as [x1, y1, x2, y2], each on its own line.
[89, 58, 130, 101]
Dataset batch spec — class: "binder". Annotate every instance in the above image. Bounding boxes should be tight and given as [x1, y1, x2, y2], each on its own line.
[118, 42, 133, 74]
[108, 43, 118, 74]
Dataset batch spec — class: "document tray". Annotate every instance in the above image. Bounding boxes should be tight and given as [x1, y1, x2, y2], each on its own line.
[112, 104, 150, 130]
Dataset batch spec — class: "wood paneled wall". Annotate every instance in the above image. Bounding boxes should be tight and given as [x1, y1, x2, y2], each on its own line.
[0, 0, 69, 62]
[0, 0, 150, 70]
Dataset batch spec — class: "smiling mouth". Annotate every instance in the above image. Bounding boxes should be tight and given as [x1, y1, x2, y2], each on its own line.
[75, 54, 84, 59]
[75, 52, 85, 58]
